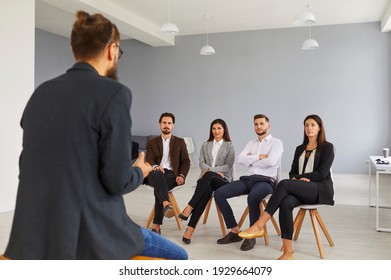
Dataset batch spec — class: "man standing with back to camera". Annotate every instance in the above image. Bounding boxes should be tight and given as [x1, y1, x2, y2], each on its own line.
[2, 11, 187, 260]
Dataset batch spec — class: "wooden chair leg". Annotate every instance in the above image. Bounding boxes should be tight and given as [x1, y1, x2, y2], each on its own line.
[315, 210, 334, 247]
[0, 255, 9, 260]
[168, 193, 182, 230]
[145, 205, 155, 228]
[262, 200, 281, 236]
[290, 207, 334, 258]
[309, 209, 325, 259]
[238, 201, 278, 245]
[260, 204, 270, 245]
[238, 206, 249, 228]
[293, 209, 306, 241]
[203, 197, 213, 224]
[282, 208, 306, 251]
[146, 194, 182, 230]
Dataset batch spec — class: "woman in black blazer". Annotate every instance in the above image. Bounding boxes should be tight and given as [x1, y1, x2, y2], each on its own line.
[239, 115, 335, 260]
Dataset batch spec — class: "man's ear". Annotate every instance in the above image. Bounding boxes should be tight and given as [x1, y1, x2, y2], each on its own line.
[107, 43, 116, 61]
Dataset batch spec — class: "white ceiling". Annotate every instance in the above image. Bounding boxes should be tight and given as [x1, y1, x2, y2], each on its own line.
[36, 0, 391, 46]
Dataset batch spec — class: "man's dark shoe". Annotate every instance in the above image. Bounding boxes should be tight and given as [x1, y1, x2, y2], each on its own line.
[240, 238, 256, 251]
[217, 232, 243, 244]
[150, 228, 161, 235]
[163, 205, 175, 218]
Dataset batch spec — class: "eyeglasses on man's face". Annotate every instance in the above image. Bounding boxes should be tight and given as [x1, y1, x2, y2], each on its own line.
[114, 43, 123, 60]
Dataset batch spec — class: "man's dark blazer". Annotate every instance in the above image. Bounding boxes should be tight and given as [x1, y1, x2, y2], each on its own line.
[146, 135, 190, 179]
[289, 141, 335, 205]
[4, 62, 144, 259]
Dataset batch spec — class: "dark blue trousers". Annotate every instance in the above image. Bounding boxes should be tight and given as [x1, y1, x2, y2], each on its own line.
[214, 175, 275, 229]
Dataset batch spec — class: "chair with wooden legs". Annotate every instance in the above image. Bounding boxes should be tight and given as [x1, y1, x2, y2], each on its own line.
[202, 194, 281, 242]
[237, 194, 281, 245]
[145, 185, 184, 230]
[202, 164, 282, 239]
[236, 163, 283, 244]
[290, 169, 334, 258]
[199, 165, 236, 237]
[291, 204, 334, 259]
[0, 255, 9, 260]
[202, 195, 228, 236]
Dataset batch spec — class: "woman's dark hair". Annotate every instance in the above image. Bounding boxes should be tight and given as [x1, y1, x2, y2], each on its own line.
[207, 119, 231, 142]
[303, 114, 327, 149]
[71, 11, 120, 60]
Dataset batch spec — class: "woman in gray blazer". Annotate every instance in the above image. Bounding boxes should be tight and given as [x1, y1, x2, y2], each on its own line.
[179, 119, 235, 244]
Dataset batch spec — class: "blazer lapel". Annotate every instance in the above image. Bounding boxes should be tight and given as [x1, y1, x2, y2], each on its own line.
[207, 141, 214, 166]
[157, 136, 163, 157]
[169, 136, 176, 159]
[215, 141, 226, 163]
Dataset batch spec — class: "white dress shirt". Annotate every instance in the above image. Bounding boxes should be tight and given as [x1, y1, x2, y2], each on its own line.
[299, 149, 316, 174]
[237, 134, 283, 179]
[211, 139, 224, 168]
[160, 136, 172, 170]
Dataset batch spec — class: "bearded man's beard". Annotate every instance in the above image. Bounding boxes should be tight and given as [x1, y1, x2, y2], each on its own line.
[106, 67, 118, 81]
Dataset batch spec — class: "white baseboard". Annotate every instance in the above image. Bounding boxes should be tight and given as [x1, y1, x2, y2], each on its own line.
[0, 203, 15, 214]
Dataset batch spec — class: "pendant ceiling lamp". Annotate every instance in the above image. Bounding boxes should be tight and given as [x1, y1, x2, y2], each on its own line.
[293, 5, 316, 26]
[293, 5, 319, 50]
[302, 25, 319, 50]
[160, 0, 179, 35]
[200, 14, 215, 55]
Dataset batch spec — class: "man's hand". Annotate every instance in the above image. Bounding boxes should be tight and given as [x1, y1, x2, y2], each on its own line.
[154, 165, 165, 173]
[259, 154, 268, 160]
[176, 176, 185, 186]
[133, 152, 152, 178]
[299, 177, 310, 182]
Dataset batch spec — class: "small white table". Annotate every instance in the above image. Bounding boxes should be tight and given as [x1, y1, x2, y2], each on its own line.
[368, 156, 391, 232]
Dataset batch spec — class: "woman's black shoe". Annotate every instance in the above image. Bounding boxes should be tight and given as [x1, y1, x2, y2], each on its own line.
[178, 213, 189, 221]
[182, 236, 191, 244]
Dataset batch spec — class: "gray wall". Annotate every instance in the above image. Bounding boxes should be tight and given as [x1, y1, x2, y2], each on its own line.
[35, 22, 391, 174]
[35, 29, 74, 86]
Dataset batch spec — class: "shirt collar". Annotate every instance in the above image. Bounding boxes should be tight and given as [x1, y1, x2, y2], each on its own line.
[256, 134, 272, 143]
[161, 135, 171, 142]
[213, 139, 224, 145]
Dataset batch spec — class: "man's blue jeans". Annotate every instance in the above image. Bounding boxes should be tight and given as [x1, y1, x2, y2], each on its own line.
[139, 227, 188, 260]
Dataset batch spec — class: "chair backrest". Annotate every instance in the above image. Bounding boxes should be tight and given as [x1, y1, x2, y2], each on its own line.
[183, 137, 194, 154]
[230, 163, 236, 182]
[274, 160, 282, 187]
[297, 166, 335, 208]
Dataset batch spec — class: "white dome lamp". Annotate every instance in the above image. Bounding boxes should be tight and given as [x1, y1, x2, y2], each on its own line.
[160, 22, 179, 35]
[302, 25, 319, 50]
[200, 14, 216, 55]
[200, 45, 216, 55]
[293, 5, 316, 26]
[302, 38, 319, 50]
[160, 0, 179, 35]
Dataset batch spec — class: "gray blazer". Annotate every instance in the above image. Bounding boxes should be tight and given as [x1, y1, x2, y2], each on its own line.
[199, 141, 235, 182]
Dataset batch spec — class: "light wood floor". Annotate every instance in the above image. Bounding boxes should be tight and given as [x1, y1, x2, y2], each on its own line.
[1, 168, 391, 260]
